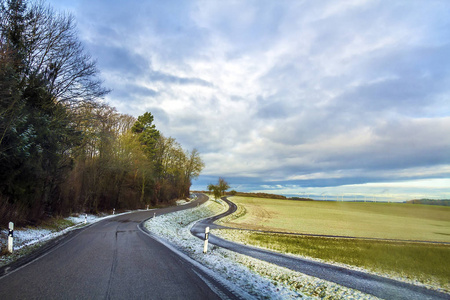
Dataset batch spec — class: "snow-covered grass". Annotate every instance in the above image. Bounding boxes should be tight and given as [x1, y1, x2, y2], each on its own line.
[176, 199, 190, 206]
[0, 214, 97, 267]
[0, 210, 140, 267]
[0, 195, 198, 267]
[144, 198, 378, 299]
[214, 229, 450, 295]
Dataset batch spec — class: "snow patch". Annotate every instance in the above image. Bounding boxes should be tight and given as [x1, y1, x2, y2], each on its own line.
[176, 200, 190, 206]
[144, 198, 378, 299]
[0, 209, 140, 260]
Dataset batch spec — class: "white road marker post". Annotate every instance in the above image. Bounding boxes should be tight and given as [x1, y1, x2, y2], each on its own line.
[203, 226, 210, 254]
[7, 222, 14, 253]
[153, 212, 156, 218]
[146, 205, 149, 210]
[85, 214, 87, 224]
[113, 208, 115, 215]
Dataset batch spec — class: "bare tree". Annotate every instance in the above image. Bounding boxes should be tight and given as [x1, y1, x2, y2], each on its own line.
[1, 0, 109, 104]
[182, 148, 204, 197]
[213, 185, 221, 200]
[207, 183, 215, 194]
[218, 177, 230, 196]
[207, 178, 230, 200]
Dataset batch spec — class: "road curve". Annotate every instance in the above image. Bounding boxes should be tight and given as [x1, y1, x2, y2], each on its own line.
[191, 196, 449, 300]
[0, 197, 241, 300]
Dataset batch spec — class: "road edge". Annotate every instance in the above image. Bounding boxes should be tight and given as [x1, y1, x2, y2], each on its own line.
[137, 213, 253, 300]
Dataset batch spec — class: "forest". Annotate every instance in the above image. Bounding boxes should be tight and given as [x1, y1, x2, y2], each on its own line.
[0, 0, 204, 226]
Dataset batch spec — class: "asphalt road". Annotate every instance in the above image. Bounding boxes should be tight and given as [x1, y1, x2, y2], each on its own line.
[191, 197, 450, 300]
[0, 197, 241, 300]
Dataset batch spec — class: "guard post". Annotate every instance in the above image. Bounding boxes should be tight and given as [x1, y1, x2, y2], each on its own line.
[203, 226, 210, 254]
[7, 222, 14, 253]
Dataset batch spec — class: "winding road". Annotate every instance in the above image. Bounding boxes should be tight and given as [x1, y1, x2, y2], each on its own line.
[0, 198, 242, 300]
[191, 196, 450, 300]
[1, 194, 448, 299]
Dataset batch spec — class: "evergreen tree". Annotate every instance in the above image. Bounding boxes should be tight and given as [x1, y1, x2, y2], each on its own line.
[131, 112, 160, 160]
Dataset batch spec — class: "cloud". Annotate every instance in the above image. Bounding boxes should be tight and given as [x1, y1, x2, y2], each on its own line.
[48, 0, 450, 199]
[147, 70, 213, 87]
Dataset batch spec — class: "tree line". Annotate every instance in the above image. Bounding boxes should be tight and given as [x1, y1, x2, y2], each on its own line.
[0, 0, 204, 226]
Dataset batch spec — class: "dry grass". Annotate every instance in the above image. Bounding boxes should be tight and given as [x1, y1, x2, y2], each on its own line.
[217, 196, 450, 291]
[224, 196, 450, 242]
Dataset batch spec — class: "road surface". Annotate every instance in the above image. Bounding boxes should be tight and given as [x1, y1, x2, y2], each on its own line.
[191, 196, 450, 300]
[0, 198, 241, 300]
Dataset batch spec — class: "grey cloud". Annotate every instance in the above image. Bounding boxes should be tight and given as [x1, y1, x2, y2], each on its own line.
[113, 84, 158, 101]
[146, 107, 170, 126]
[47, 0, 450, 197]
[147, 70, 213, 87]
[196, 1, 288, 58]
[87, 44, 149, 77]
[310, 119, 450, 173]
[330, 45, 450, 120]
[255, 95, 290, 119]
[129, 85, 158, 97]
[88, 43, 213, 89]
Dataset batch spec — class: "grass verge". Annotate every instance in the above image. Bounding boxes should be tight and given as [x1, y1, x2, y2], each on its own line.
[216, 229, 450, 292]
[38, 217, 76, 231]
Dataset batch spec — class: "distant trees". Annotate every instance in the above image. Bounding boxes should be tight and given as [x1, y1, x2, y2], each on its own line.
[0, 0, 204, 226]
[218, 177, 230, 196]
[208, 178, 230, 200]
[153, 135, 204, 203]
[61, 107, 204, 214]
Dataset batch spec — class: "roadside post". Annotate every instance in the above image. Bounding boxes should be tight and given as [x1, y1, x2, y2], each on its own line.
[85, 214, 87, 224]
[113, 208, 115, 215]
[203, 226, 210, 254]
[154, 212, 156, 218]
[146, 205, 149, 210]
[7, 222, 14, 253]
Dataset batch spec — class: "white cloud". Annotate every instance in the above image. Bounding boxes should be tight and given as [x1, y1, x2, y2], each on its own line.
[49, 0, 450, 198]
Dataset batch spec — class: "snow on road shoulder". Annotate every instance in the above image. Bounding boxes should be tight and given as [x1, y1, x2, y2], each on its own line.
[144, 198, 378, 299]
[0, 214, 99, 264]
[0, 210, 139, 267]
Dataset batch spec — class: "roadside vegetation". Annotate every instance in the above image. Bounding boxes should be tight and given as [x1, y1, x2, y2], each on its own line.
[0, 0, 204, 228]
[0, 212, 105, 265]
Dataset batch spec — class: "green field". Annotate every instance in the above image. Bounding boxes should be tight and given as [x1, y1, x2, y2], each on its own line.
[222, 196, 450, 242]
[216, 229, 450, 289]
[216, 196, 450, 290]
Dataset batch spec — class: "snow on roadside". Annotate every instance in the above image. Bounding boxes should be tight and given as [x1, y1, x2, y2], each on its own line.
[0, 214, 99, 256]
[175, 199, 190, 206]
[144, 198, 378, 299]
[0, 210, 141, 266]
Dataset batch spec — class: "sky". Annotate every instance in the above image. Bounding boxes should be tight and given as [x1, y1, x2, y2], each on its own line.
[47, 0, 450, 201]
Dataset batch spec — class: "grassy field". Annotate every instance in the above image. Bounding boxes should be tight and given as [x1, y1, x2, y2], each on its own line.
[216, 229, 450, 290]
[221, 196, 450, 242]
[216, 196, 450, 290]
